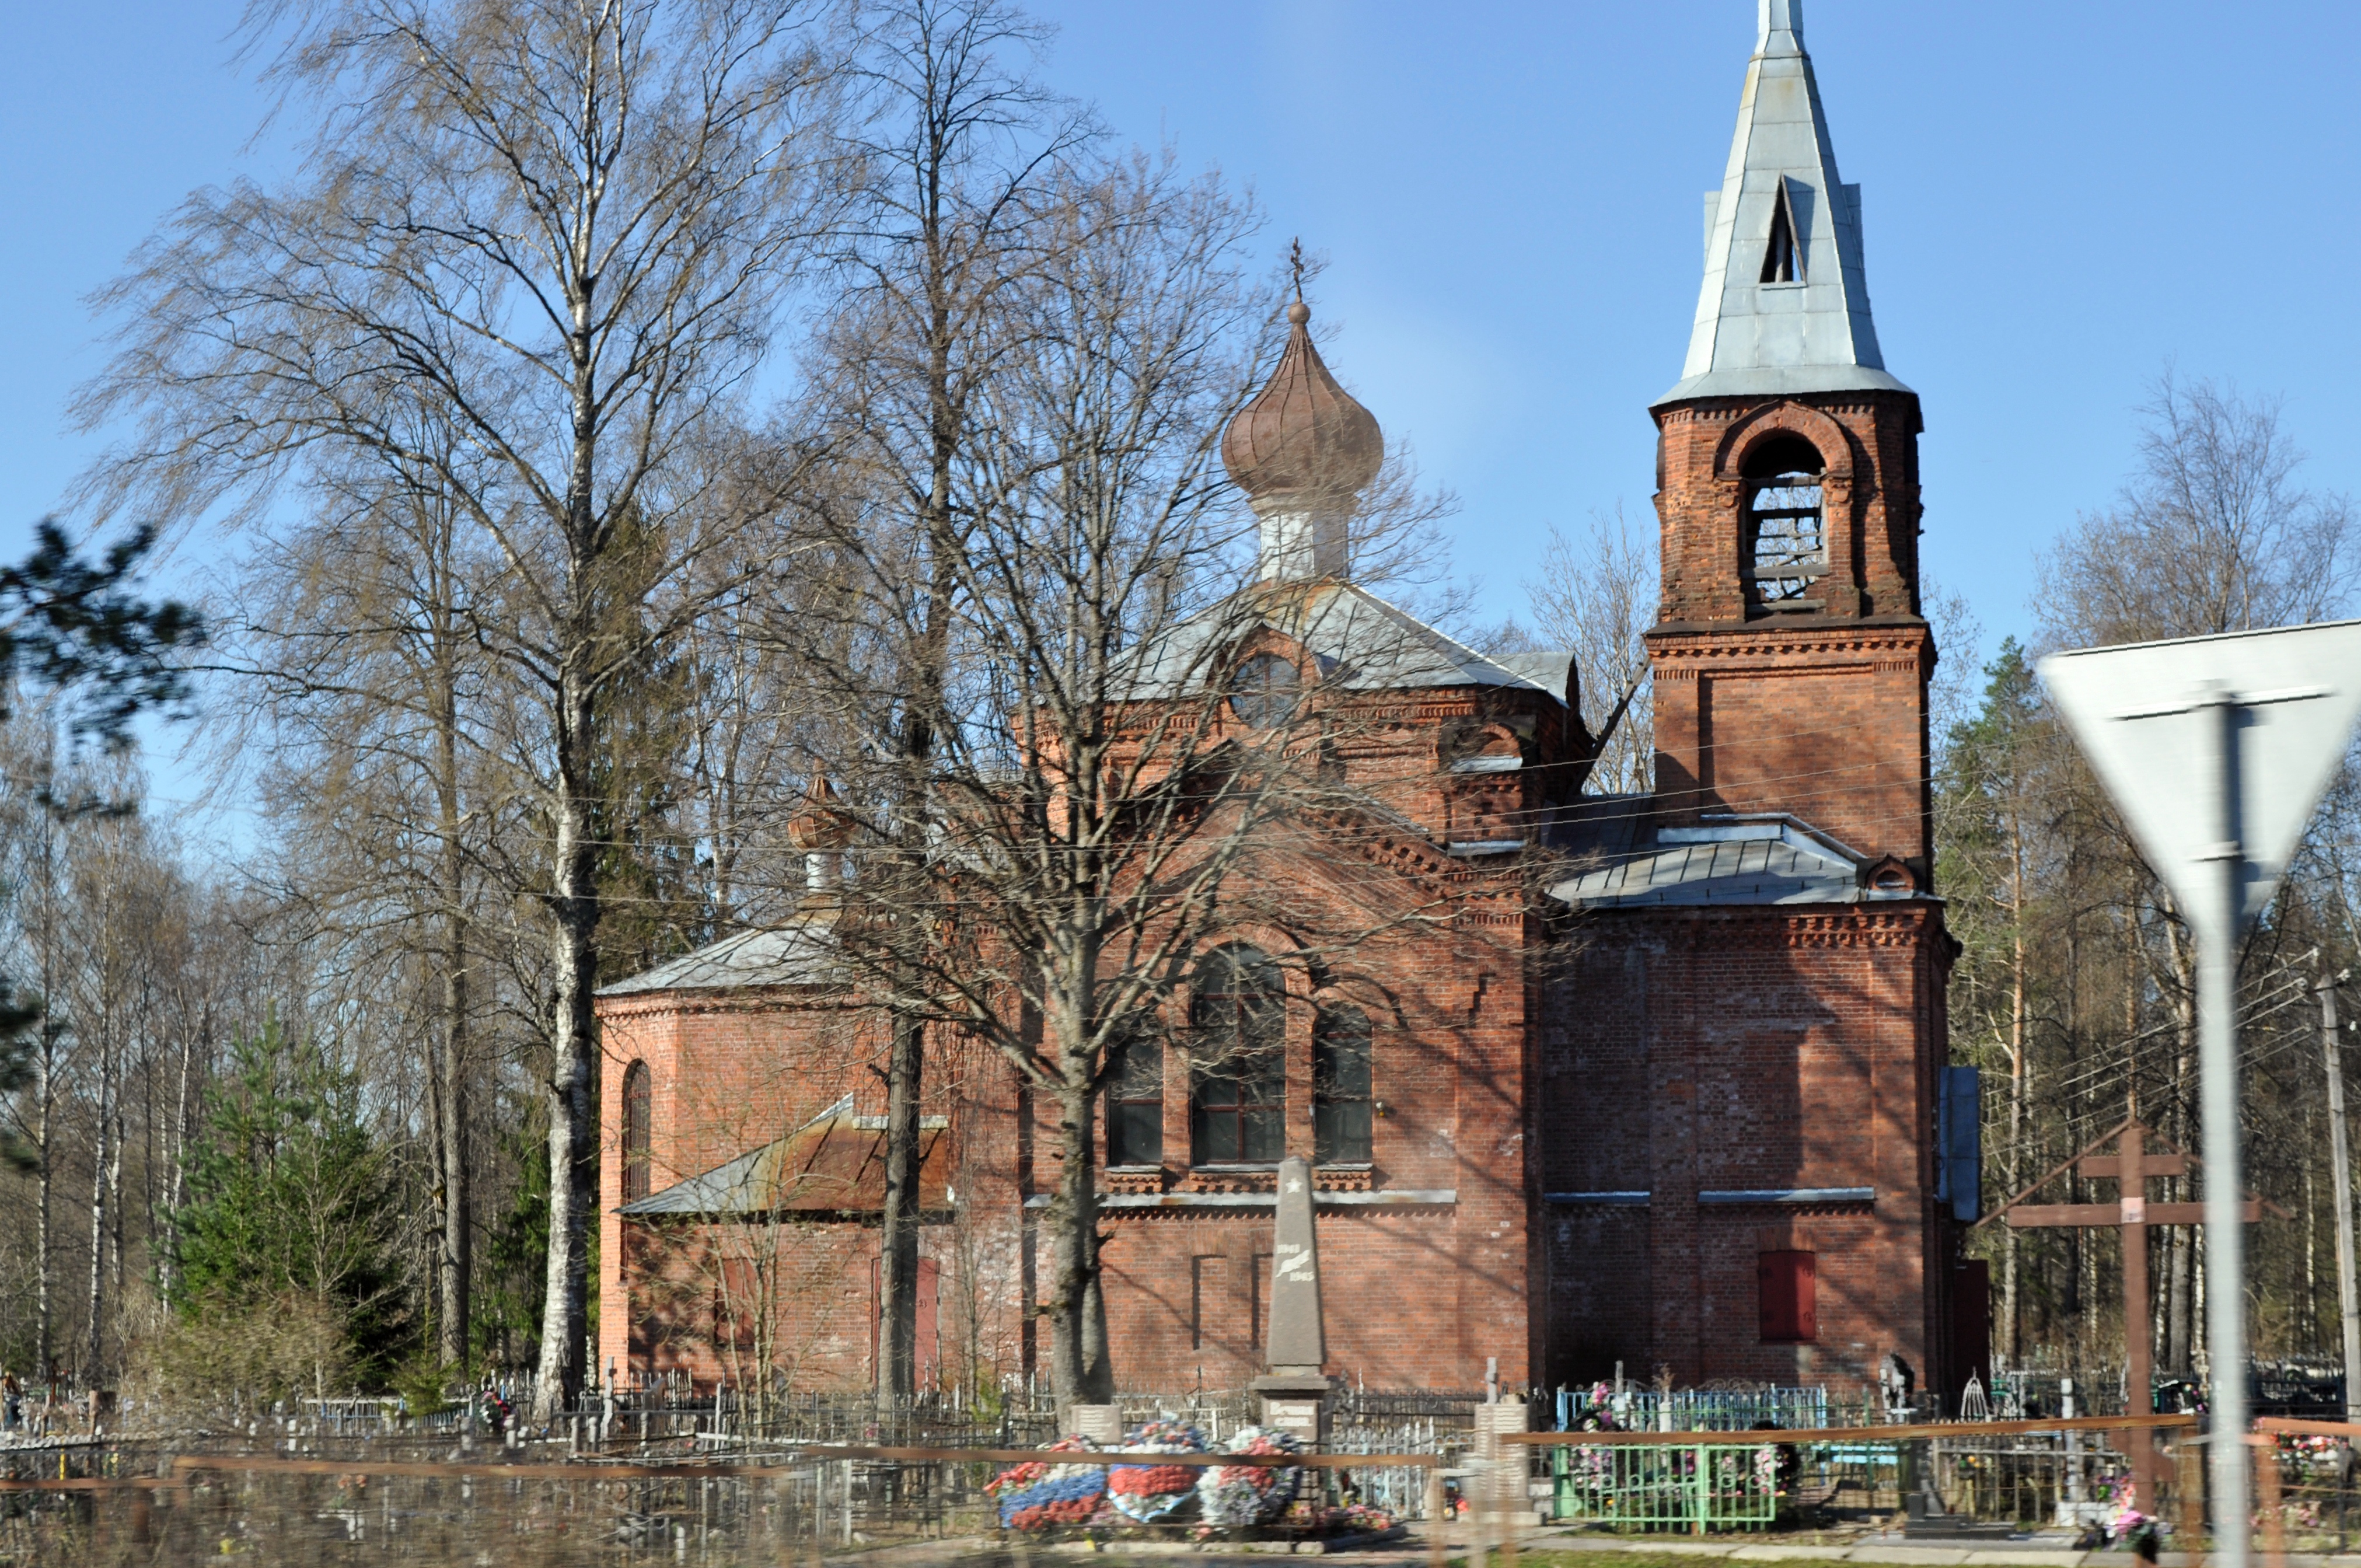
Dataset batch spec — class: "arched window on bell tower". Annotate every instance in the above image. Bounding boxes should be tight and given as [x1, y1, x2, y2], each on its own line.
[1741, 435, 1827, 608]
[623, 1061, 652, 1203]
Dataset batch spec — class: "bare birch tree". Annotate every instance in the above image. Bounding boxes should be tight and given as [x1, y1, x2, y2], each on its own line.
[76, 0, 843, 1416]
[798, 150, 1479, 1399]
[815, 0, 1092, 1401]
[209, 425, 507, 1373]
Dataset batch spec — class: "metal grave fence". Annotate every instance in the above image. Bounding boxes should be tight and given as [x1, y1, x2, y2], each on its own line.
[1549, 1438, 1783, 1532]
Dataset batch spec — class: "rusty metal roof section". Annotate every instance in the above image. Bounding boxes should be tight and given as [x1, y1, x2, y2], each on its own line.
[1548, 809, 1918, 907]
[1656, 0, 1909, 407]
[1222, 299, 1384, 515]
[619, 1097, 953, 1217]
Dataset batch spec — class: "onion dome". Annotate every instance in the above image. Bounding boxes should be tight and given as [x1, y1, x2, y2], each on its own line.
[788, 775, 851, 895]
[1221, 299, 1384, 505]
[786, 775, 851, 852]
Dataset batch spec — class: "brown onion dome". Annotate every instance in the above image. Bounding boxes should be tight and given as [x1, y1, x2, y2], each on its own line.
[785, 774, 852, 851]
[1221, 299, 1384, 504]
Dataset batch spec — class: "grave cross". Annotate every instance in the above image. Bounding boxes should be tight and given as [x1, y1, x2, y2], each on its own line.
[1980, 1119, 2270, 1504]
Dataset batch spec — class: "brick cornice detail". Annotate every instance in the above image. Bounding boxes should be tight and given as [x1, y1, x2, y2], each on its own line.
[1596, 904, 1941, 951]
[1647, 627, 1931, 663]
[1298, 805, 1522, 903]
[595, 987, 840, 1021]
[1102, 1203, 1450, 1225]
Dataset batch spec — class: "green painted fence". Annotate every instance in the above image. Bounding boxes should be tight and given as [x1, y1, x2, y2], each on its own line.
[1549, 1441, 1784, 1532]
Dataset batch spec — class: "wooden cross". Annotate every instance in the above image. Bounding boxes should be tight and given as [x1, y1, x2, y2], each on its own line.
[1978, 1119, 2272, 1504]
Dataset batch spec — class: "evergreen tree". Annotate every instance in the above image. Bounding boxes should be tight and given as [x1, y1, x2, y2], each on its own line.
[170, 1017, 406, 1378]
[1937, 638, 2057, 1358]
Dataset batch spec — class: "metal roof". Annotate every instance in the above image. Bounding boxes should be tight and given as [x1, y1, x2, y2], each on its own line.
[1656, 0, 1910, 407]
[1490, 651, 1575, 706]
[596, 918, 836, 997]
[1548, 809, 1912, 909]
[1128, 581, 1558, 701]
[618, 1097, 952, 1217]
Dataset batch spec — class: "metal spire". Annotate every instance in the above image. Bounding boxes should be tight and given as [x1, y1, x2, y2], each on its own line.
[1655, 0, 1910, 405]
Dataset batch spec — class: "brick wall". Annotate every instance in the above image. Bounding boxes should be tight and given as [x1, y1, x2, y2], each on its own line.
[589, 361, 1962, 1402]
[1535, 903, 1951, 1395]
[595, 763, 1547, 1396]
[1646, 388, 1934, 871]
[1652, 392, 1924, 628]
[1648, 623, 1933, 865]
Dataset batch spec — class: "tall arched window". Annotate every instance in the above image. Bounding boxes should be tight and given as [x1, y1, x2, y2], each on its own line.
[1190, 945, 1286, 1165]
[1105, 1024, 1164, 1168]
[623, 1061, 652, 1203]
[1314, 1005, 1374, 1165]
[1741, 434, 1826, 605]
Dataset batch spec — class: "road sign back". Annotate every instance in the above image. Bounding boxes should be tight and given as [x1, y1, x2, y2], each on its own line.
[2039, 620, 2361, 942]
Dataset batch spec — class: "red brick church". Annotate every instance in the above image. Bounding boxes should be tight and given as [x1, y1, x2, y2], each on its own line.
[596, 0, 1978, 1404]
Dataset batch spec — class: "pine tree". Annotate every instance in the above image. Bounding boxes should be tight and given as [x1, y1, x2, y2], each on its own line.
[170, 1017, 405, 1378]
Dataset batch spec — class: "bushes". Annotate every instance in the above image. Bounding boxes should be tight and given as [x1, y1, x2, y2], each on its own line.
[131, 1290, 351, 1422]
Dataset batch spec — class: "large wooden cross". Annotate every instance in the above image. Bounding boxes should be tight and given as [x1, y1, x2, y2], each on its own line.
[1979, 1118, 2272, 1503]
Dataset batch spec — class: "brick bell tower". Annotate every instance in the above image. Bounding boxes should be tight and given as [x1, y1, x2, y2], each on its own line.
[1648, 0, 1933, 878]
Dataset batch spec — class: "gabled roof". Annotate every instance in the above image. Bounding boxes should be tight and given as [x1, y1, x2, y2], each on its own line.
[1490, 651, 1576, 708]
[1548, 808, 1916, 908]
[596, 919, 836, 997]
[1657, 0, 1909, 406]
[1128, 580, 1559, 701]
[619, 1096, 954, 1217]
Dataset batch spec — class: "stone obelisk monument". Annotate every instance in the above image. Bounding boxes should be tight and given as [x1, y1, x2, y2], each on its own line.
[1252, 1154, 1331, 1444]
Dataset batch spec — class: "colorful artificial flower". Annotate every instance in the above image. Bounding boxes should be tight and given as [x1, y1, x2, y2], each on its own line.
[1108, 1419, 1206, 1524]
[990, 1436, 1108, 1531]
[1197, 1426, 1304, 1527]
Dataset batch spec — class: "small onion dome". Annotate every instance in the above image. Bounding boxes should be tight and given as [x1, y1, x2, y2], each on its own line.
[785, 775, 852, 851]
[1221, 300, 1384, 504]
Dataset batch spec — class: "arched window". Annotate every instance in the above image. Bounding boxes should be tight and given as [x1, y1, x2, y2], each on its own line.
[1314, 1005, 1374, 1165]
[1741, 435, 1826, 605]
[1227, 652, 1301, 729]
[1190, 945, 1286, 1165]
[1105, 1025, 1164, 1168]
[623, 1061, 652, 1203]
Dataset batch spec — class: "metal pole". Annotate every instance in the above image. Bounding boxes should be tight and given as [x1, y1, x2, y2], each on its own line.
[2064, 1377, 2084, 1507]
[2321, 972, 2361, 1423]
[2199, 685, 2250, 1568]
[2121, 1127, 2155, 1506]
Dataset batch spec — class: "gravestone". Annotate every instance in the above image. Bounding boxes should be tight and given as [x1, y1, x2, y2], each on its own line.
[1251, 1154, 1331, 1444]
[1064, 1403, 1122, 1447]
[1471, 1396, 1536, 1527]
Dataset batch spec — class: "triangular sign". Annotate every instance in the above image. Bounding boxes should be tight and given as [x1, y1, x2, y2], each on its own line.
[2039, 620, 2361, 943]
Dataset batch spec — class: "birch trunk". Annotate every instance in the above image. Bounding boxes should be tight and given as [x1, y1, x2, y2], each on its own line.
[533, 658, 602, 1420]
[435, 659, 471, 1372]
[2003, 811, 2029, 1361]
[83, 1042, 112, 1381]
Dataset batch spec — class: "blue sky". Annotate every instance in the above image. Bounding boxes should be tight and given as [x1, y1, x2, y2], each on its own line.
[6, 1, 2360, 718]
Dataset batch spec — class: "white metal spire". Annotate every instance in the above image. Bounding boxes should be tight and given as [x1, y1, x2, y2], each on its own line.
[1655, 0, 1911, 406]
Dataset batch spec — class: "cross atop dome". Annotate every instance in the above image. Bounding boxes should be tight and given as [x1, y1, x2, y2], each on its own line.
[1656, 0, 1909, 406]
[1221, 244, 1383, 581]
